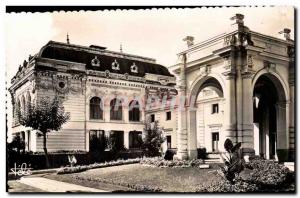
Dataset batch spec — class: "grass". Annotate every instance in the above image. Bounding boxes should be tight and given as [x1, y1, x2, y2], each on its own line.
[44, 163, 222, 192]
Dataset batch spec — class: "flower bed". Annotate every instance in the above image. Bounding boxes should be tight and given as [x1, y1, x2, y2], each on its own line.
[140, 157, 204, 168]
[57, 158, 141, 174]
[72, 175, 162, 192]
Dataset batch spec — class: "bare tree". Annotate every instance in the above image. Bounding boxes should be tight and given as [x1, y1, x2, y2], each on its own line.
[17, 96, 70, 168]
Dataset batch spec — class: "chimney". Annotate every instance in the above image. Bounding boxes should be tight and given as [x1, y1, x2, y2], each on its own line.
[183, 36, 194, 48]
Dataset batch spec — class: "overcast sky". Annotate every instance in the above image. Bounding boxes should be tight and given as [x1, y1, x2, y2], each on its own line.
[5, 6, 294, 85]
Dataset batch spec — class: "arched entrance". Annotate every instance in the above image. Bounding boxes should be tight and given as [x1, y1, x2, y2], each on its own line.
[188, 76, 224, 158]
[253, 73, 288, 159]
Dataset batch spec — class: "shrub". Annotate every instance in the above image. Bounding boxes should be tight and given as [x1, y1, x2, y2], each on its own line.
[196, 177, 258, 192]
[164, 149, 175, 160]
[57, 158, 141, 174]
[245, 159, 295, 191]
[197, 159, 295, 192]
[140, 157, 204, 168]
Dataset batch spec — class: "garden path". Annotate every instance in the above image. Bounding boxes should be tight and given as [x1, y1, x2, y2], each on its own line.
[18, 176, 108, 192]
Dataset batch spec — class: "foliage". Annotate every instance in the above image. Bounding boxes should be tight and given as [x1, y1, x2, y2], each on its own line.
[245, 159, 295, 191]
[17, 96, 70, 133]
[197, 159, 295, 192]
[140, 157, 204, 168]
[142, 120, 166, 157]
[7, 135, 25, 154]
[57, 158, 141, 174]
[196, 177, 258, 192]
[17, 96, 70, 168]
[164, 149, 175, 160]
[219, 138, 245, 183]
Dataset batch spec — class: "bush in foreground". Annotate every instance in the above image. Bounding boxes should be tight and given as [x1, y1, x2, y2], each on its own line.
[197, 159, 295, 192]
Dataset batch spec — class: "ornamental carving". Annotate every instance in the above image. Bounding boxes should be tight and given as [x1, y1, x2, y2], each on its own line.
[247, 55, 253, 68]
[105, 70, 110, 78]
[38, 78, 53, 90]
[112, 59, 120, 70]
[199, 65, 211, 76]
[69, 80, 82, 94]
[264, 61, 276, 72]
[91, 56, 100, 67]
[130, 63, 138, 73]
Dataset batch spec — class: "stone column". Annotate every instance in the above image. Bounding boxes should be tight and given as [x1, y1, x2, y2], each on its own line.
[276, 101, 289, 153]
[288, 50, 295, 160]
[187, 108, 197, 159]
[124, 131, 130, 149]
[124, 106, 129, 122]
[223, 74, 237, 143]
[241, 74, 255, 155]
[176, 53, 188, 160]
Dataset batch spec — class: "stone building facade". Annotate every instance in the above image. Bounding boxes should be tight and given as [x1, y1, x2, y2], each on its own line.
[9, 14, 295, 162]
[9, 41, 177, 152]
[170, 14, 295, 161]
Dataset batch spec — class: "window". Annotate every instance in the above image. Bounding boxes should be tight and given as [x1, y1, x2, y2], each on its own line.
[129, 131, 142, 149]
[150, 114, 155, 122]
[212, 103, 219, 114]
[89, 130, 106, 152]
[110, 98, 122, 120]
[166, 135, 171, 149]
[129, 100, 140, 121]
[212, 132, 219, 152]
[166, 111, 171, 120]
[90, 97, 103, 119]
[110, 131, 124, 150]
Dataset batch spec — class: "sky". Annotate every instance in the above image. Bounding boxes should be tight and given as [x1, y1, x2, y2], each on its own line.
[5, 6, 294, 85]
[4, 7, 294, 139]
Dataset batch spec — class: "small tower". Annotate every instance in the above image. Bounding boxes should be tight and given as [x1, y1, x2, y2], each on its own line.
[66, 33, 70, 44]
[120, 43, 123, 53]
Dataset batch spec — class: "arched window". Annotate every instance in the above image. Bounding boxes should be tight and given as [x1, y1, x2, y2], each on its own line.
[90, 97, 103, 119]
[129, 100, 140, 121]
[110, 98, 122, 120]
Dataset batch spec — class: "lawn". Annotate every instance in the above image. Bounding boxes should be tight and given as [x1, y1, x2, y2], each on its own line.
[44, 163, 222, 192]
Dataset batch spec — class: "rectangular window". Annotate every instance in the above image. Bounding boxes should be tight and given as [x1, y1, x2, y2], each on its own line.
[166, 135, 171, 149]
[89, 130, 106, 152]
[129, 131, 142, 149]
[212, 132, 219, 152]
[166, 111, 171, 120]
[151, 114, 155, 122]
[212, 103, 219, 114]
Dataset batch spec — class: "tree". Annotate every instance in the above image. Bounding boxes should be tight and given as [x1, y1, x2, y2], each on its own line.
[17, 96, 70, 168]
[142, 120, 165, 157]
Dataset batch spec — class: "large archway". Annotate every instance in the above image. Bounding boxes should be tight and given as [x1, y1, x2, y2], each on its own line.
[188, 76, 224, 158]
[253, 73, 288, 159]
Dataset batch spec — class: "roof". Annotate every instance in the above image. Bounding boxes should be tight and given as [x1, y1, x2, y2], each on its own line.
[39, 41, 174, 77]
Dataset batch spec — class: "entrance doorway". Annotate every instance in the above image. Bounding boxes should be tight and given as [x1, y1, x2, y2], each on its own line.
[253, 74, 286, 159]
